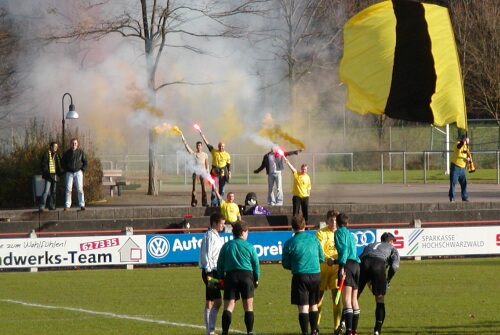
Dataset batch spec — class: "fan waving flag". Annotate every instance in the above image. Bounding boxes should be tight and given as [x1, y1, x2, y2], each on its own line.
[339, 0, 466, 129]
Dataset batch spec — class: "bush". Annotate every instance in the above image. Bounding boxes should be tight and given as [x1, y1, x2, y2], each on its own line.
[0, 119, 104, 208]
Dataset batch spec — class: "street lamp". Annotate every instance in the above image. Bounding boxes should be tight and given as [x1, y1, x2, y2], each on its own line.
[62, 92, 79, 149]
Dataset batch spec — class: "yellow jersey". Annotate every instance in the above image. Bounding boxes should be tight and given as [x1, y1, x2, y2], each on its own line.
[316, 226, 338, 260]
[292, 171, 311, 198]
[451, 141, 468, 168]
[210, 149, 231, 168]
[220, 200, 240, 223]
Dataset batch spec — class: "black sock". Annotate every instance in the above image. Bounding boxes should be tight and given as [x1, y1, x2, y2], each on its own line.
[309, 310, 319, 332]
[244, 311, 254, 333]
[299, 312, 309, 334]
[222, 310, 232, 334]
[343, 308, 353, 334]
[352, 309, 360, 333]
[375, 302, 385, 333]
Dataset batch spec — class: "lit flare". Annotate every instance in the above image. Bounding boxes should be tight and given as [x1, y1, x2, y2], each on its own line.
[206, 175, 215, 186]
[172, 126, 183, 135]
[206, 276, 224, 289]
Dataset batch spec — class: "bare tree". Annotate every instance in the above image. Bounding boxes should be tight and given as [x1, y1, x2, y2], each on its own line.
[447, 0, 499, 121]
[0, 6, 33, 151]
[0, 9, 20, 125]
[252, 0, 348, 131]
[42, 0, 268, 195]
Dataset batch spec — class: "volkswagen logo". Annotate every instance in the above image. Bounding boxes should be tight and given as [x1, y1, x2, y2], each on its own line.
[147, 236, 170, 259]
[352, 230, 376, 247]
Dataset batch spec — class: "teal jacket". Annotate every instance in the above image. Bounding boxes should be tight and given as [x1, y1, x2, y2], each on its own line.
[217, 238, 260, 281]
[282, 231, 324, 275]
[334, 226, 360, 265]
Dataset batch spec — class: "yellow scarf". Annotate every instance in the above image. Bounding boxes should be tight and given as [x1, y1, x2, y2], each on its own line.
[48, 151, 55, 174]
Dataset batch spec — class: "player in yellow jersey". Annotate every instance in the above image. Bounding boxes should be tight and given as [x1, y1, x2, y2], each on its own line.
[316, 210, 344, 335]
[199, 130, 231, 207]
[283, 157, 311, 222]
[214, 188, 241, 226]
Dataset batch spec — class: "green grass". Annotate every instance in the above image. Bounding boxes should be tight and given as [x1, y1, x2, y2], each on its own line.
[163, 169, 499, 185]
[320, 168, 499, 184]
[1, 258, 500, 334]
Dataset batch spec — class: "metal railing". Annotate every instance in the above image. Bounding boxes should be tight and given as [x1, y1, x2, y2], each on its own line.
[99, 149, 500, 185]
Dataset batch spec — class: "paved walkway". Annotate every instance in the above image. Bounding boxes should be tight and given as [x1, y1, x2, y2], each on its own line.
[96, 182, 500, 207]
[1, 183, 499, 219]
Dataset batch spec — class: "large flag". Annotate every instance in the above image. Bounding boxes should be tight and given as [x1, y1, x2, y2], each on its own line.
[339, 0, 466, 129]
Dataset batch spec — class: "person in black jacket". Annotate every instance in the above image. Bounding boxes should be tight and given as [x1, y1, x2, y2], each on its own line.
[358, 232, 400, 335]
[39, 141, 63, 211]
[61, 138, 88, 211]
[254, 145, 303, 206]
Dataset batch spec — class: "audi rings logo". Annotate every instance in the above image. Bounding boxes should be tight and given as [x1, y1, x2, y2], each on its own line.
[148, 236, 170, 259]
[352, 230, 376, 247]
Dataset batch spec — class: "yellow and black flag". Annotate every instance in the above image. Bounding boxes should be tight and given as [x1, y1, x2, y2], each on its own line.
[339, 0, 466, 129]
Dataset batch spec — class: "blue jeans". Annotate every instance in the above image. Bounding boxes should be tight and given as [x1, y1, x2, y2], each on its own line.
[40, 179, 57, 210]
[448, 163, 468, 200]
[267, 172, 283, 205]
[65, 170, 85, 208]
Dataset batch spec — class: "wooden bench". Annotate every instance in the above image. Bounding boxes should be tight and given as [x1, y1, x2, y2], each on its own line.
[102, 169, 130, 197]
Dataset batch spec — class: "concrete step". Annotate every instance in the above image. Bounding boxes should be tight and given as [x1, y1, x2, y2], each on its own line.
[1, 202, 500, 236]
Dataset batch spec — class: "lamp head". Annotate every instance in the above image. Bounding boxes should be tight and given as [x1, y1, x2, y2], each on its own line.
[66, 104, 79, 119]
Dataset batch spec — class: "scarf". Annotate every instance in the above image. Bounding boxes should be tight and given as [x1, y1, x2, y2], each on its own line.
[48, 151, 56, 174]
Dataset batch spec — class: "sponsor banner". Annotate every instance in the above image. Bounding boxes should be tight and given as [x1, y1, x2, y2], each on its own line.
[377, 227, 500, 257]
[0, 236, 147, 269]
[145, 229, 375, 264]
[0, 229, 378, 269]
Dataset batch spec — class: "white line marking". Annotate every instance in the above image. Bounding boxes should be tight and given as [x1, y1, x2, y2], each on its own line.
[0, 299, 244, 334]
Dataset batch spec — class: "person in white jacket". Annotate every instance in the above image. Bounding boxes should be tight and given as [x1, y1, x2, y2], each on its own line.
[198, 213, 226, 335]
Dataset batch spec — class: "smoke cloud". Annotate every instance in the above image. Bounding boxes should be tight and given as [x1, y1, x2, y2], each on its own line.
[1, 0, 351, 162]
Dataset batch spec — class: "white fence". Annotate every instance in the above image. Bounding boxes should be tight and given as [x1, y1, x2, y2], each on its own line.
[99, 150, 500, 185]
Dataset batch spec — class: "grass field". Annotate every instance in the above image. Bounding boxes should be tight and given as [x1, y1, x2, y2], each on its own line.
[1, 258, 499, 335]
[160, 168, 500, 186]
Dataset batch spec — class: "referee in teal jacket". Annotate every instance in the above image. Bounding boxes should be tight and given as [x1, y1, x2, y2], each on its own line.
[217, 221, 260, 335]
[282, 214, 324, 335]
[334, 213, 361, 335]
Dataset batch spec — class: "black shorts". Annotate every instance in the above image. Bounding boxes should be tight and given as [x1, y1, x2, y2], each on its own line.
[202, 270, 222, 301]
[343, 260, 360, 289]
[223, 270, 255, 301]
[291, 273, 321, 306]
[359, 257, 387, 296]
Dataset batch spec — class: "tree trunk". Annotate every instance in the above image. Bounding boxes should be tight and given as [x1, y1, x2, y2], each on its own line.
[147, 129, 158, 196]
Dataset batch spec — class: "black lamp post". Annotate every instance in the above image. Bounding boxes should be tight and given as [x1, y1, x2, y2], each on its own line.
[62, 93, 79, 150]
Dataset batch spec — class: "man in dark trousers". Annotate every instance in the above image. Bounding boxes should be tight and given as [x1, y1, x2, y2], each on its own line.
[282, 214, 324, 335]
[39, 141, 63, 211]
[283, 157, 311, 222]
[334, 213, 361, 335]
[199, 130, 231, 207]
[61, 138, 87, 211]
[358, 232, 400, 335]
[217, 221, 260, 335]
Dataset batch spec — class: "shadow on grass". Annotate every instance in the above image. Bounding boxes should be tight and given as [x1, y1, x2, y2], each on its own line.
[382, 320, 500, 334]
